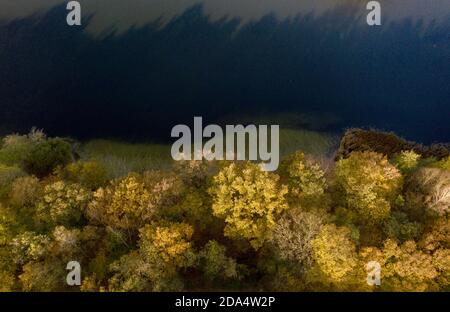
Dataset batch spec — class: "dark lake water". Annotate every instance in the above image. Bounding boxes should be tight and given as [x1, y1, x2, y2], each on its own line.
[0, 0, 449, 144]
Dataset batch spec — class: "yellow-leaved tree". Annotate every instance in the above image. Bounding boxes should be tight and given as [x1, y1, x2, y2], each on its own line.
[335, 151, 403, 225]
[86, 175, 154, 231]
[209, 162, 288, 250]
[278, 151, 329, 208]
[139, 222, 196, 268]
[36, 181, 91, 227]
[309, 224, 362, 289]
[107, 221, 196, 292]
[360, 239, 442, 291]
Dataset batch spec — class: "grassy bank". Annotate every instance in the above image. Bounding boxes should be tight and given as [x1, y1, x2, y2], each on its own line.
[81, 129, 339, 178]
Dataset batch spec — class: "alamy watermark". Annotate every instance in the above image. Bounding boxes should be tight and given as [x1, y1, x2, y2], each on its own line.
[366, 261, 381, 286]
[66, 1, 382, 27]
[66, 1, 81, 26]
[171, 117, 279, 171]
[66, 261, 81, 286]
[367, 1, 382, 26]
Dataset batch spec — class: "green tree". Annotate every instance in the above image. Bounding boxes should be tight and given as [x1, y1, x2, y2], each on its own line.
[431, 155, 450, 170]
[382, 211, 423, 243]
[279, 151, 328, 208]
[58, 160, 108, 190]
[107, 251, 154, 292]
[108, 222, 196, 291]
[23, 138, 73, 178]
[198, 240, 239, 281]
[394, 150, 421, 174]
[0, 129, 46, 167]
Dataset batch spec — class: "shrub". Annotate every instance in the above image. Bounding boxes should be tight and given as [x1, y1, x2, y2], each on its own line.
[0, 129, 46, 166]
[336, 129, 411, 160]
[336, 128, 450, 160]
[431, 155, 450, 170]
[0, 135, 32, 166]
[23, 138, 73, 177]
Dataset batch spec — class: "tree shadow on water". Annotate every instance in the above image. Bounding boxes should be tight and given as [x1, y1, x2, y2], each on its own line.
[0, 3, 449, 143]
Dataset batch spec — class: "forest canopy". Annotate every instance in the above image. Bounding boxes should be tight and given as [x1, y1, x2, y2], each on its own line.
[0, 128, 449, 292]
